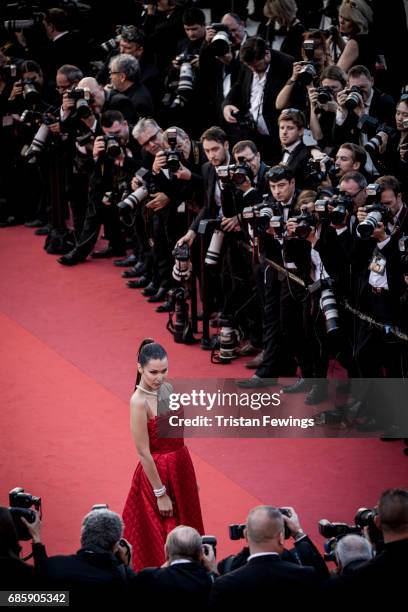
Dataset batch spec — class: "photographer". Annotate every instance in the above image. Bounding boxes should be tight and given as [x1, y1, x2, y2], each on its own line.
[223, 36, 294, 163]
[209, 506, 318, 610]
[0, 507, 45, 589]
[136, 526, 217, 612]
[325, 488, 408, 605]
[333, 534, 373, 575]
[108, 54, 153, 121]
[353, 177, 406, 378]
[275, 30, 331, 114]
[58, 110, 136, 265]
[333, 65, 395, 150]
[308, 64, 347, 149]
[31, 507, 137, 607]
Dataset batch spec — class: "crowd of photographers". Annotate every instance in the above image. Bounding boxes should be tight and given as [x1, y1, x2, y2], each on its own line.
[1, 1, 408, 429]
[1, 486, 407, 608]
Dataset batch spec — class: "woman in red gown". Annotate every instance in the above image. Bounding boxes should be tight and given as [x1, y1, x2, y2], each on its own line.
[122, 339, 204, 570]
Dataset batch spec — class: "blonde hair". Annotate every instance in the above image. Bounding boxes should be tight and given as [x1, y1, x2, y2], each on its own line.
[263, 0, 298, 25]
[339, 0, 373, 35]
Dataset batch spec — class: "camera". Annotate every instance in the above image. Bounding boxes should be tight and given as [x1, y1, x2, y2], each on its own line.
[297, 60, 317, 86]
[171, 56, 195, 109]
[103, 134, 121, 159]
[292, 210, 315, 239]
[23, 112, 58, 163]
[205, 224, 224, 265]
[314, 199, 329, 218]
[211, 316, 240, 364]
[242, 200, 273, 232]
[329, 192, 354, 225]
[305, 156, 336, 186]
[67, 88, 93, 119]
[172, 244, 192, 282]
[216, 160, 253, 187]
[319, 278, 340, 334]
[100, 35, 120, 53]
[209, 23, 231, 56]
[344, 85, 363, 111]
[163, 127, 182, 173]
[166, 287, 196, 344]
[118, 168, 150, 212]
[9, 487, 41, 541]
[1, 63, 18, 82]
[316, 86, 333, 105]
[22, 79, 39, 105]
[3, 14, 43, 32]
[318, 518, 361, 539]
[357, 204, 391, 239]
[231, 109, 257, 131]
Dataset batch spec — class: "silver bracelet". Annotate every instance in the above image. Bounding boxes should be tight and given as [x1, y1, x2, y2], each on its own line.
[153, 485, 166, 498]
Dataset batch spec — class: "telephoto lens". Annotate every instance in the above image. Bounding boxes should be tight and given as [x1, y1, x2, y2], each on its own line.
[320, 286, 340, 334]
[357, 210, 383, 239]
[205, 229, 224, 265]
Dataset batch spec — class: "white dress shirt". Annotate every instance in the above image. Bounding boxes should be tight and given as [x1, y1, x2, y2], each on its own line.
[250, 66, 270, 136]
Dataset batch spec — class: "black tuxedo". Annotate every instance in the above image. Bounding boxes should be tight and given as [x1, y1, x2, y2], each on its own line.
[209, 553, 317, 611]
[257, 21, 305, 60]
[136, 562, 214, 612]
[224, 51, 294, 160]
[280, 141, 310, 188]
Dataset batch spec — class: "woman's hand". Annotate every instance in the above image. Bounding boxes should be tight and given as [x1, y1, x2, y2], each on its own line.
[157, 493, 173, 517]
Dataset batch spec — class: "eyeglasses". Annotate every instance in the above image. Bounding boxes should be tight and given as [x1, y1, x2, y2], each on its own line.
[344, 0, 359, 8]
[109, 71, 122, 76]
[140, 129, 160, 148]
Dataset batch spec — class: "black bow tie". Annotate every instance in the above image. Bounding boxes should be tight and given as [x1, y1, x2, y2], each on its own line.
[282, 148, 291, 155]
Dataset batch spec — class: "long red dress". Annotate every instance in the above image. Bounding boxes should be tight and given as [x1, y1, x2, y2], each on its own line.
[122, 413, 204, 571]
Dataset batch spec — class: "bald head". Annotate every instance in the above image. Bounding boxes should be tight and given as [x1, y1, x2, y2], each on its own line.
[246, 506, 284, 552]
[165, 525, 202, 562]
[77, 77, 105, 113]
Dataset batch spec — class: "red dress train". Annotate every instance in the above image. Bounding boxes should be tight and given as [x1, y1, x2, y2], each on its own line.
[122, 414, 204, 570]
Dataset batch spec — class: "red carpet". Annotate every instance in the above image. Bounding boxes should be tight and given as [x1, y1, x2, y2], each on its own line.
[0, 226, 406, 560]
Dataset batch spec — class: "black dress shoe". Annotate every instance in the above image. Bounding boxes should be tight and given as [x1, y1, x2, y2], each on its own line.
[35, 226, 49, 235]
[236, 376, 277, 389]
[122, 262, 146, 278]
[24, 219, 46, 228]
[142, 282, 158, 296]
[114, 254, 137, 267]
[304, 383, 328, 405]
[282, 378, 312, 394]
[127, 276, 150, 289]
[58, 251, 84, 266]
[156, 301, 173, 313]
[147, 287, 168, 303]
[91, 246, 126, 259]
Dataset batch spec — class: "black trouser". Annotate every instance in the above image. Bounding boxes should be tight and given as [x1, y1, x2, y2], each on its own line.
[72, 196, 125, 259]
[280, 277, 314, 379]
[152, 207, 187, 289]
[68, 171, 89, 240]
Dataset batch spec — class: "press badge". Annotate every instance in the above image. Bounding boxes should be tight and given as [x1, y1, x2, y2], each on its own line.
[369, 253, 386, 275]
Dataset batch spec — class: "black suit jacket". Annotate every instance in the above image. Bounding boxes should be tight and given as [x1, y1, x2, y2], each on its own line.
[209, 553, 317, 611]
[224, 51, 294, 151]
[280, 141, 310, 188]
[136, 562, 214, 612]
[36, 546, 137, 608]
[120, 81, 154, 120]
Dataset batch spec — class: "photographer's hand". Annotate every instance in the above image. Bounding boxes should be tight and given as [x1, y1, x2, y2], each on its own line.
[93, 136, 105, 159]
[146, 192, 170, 211]
[205, 25, 217, 43]
[201, 544, 218, 574]
[48, 121, 61, 135]
[280, 506, 305, 540]
[152, 150, 167, 174]
[399, 142, 408, 162]
[20, 510, 42, 544]
[221, 215, 239, 232]
[286, 219, 298, 236]
[308, 87, 319, 111]
[223, 104, 239, 123]
[175, 164, 192, 181]
[177, 229, 196, 247]
[8, 80, 23, 101]
[336, 89, 348, 110]
[290, 62, 303, 82]
[356, 207, 368, 223]
[115, 538, 132, 566]
[372, 221, 387, 242]
[62, 92, 75, 114]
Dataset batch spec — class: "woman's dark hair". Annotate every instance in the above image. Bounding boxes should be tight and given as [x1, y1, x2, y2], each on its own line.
[0, 507, 21, 558]
[134, 339, 167, 389]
